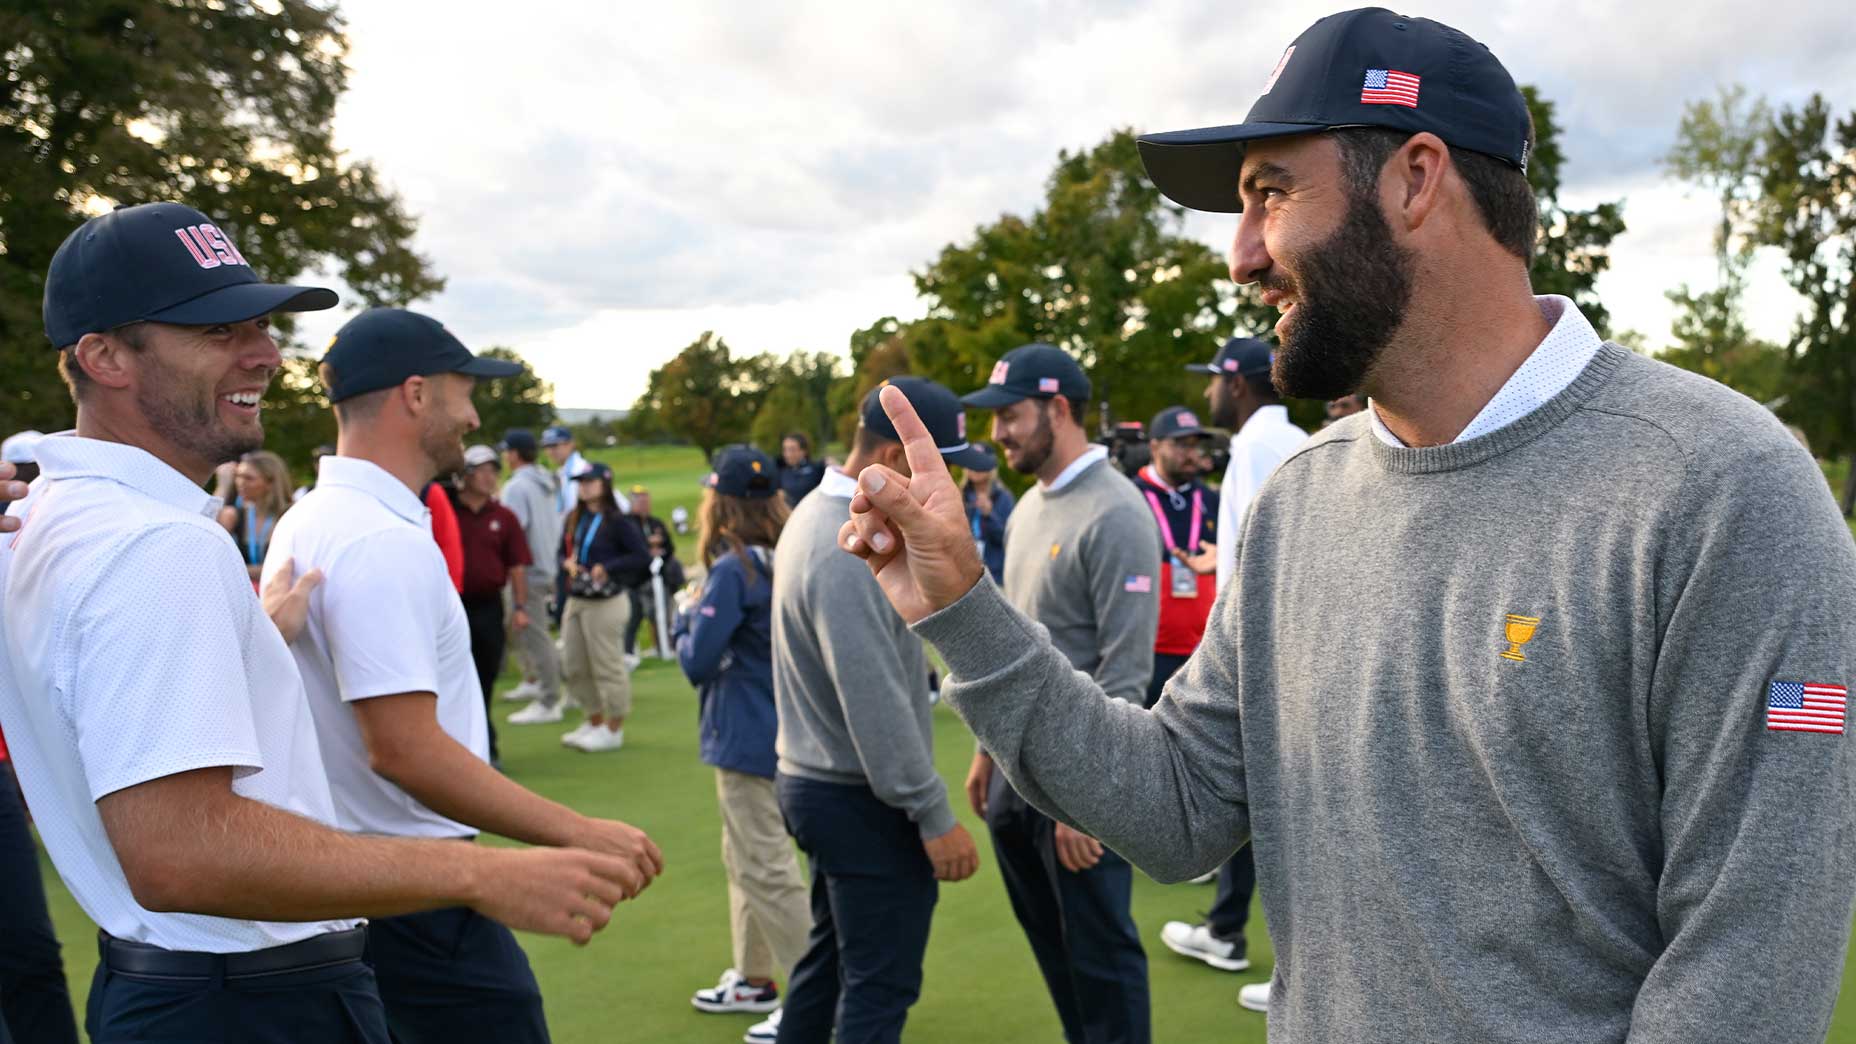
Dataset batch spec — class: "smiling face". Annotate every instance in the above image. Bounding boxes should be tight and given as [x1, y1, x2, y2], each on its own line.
[417, 372, 480, 478]
[1231, 134, 1416, 400]
[126, 318, 282, 473]
[990, 398, 1057, 476]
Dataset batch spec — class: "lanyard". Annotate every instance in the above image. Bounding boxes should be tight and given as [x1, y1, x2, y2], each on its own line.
[970, 497, 984, 542]
[1139, 469, 1202, 558]
[574, 512, 603, 566]
[243, 503, 273, 566]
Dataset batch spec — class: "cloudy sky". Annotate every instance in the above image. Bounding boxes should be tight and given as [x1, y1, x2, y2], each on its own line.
[294, 0, 1856, 410]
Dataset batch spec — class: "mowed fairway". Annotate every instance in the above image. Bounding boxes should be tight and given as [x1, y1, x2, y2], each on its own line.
[25, 444, 1856, 1042]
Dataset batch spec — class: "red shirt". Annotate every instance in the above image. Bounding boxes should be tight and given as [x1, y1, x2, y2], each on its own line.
[0, 723, 9, 762]
[454, 495, 533, 598]
[424, 482, 465, 592]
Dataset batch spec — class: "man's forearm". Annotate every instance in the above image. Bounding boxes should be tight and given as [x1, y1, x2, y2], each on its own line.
[376, 732, 586, 849]
[511, 569, 529, 607]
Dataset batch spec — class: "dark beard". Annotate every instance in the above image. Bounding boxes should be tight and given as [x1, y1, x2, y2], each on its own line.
[1267, 189, 1416, 400]
[137, 369, 260, 467]
[421, 414, 467, 478]
[1001, 402, 1055, 475]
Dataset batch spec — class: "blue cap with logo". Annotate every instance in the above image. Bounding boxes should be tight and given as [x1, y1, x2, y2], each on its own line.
[862, 376, 996, 472]
[1186, 336, 1274, 378]
[571, 461, 613, 483]
[499, 428, 537, 455]
[42, 202, 338, 349]
[960, 343, 1092, 409]
[541, 426, 574, 447]
[704, 445, 780, 499]
[1149, 406, 1212, 441]
[1137, 8, 1531, 213]
[320, 308, 523, 404]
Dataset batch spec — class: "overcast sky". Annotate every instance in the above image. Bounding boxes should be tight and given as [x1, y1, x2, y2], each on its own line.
[294, 0, 1856, 410]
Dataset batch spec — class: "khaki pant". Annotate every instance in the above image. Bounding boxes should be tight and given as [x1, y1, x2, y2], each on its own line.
[506, 568, 561, 707]
[560, 594, 632, 719]
[716, 768, 810, 983]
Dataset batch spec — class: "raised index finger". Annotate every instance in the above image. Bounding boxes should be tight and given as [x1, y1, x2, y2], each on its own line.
[877, 384, 949, 487]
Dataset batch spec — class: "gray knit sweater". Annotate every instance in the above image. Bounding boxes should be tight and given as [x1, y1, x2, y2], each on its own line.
[918, 345, 1856, 1043]
[773, 482, 956, 839]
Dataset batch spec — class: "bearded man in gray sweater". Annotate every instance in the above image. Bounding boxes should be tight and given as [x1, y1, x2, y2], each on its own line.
[834, 9, 1856, 1044]
[958, 343, 1159, 1044]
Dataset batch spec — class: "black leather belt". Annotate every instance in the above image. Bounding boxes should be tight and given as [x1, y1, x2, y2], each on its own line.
[97, 926, 367, 981]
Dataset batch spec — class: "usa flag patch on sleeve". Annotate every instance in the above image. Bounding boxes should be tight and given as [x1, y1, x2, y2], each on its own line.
[1123, 575, 1152, 594]
[1767, 680, 1846, 734]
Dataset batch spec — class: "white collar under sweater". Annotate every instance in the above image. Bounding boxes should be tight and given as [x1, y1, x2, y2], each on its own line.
[1368, 295, 1602, 447]
[819, 466, 859, 498]
[1043, 445, 1109, 492]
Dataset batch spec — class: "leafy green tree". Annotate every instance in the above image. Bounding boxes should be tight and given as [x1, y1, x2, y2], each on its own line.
[1753, 95, 1856, 511]
[1522, 88, 1626, 334]
[910, 129, 1262, 434]
[623, 331, 769, 460]
[1, 0, 442, 432]
[749, 350, 844, 454]
[469, 346, 556, 450]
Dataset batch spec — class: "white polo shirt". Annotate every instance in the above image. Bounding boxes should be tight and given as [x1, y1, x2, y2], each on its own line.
[1215, 404, 1308, 593]
[0, 436, 355, 952]
[264, 456, 488, 839]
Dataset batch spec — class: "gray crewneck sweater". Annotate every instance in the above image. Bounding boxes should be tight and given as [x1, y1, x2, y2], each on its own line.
[1000, 454, 1160, 705]
[917, 345, 1856, 1043]
[774, 482, 956, 840]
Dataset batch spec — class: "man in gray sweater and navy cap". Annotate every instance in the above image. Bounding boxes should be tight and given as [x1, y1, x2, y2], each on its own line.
[959, 344, 1159, 1044]
[771, 377, 987, 1044]
[836, 9, 1856, 1044]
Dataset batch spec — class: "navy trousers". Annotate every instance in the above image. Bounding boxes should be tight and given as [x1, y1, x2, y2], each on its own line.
[0, 760, 79, 1044]
[364, 906, 549, 1044]
[1145, 652, 1192, 709]
[988, 774, 1150, 1044]
[85, 955, 388, 1043]
[776, 774, 938, 1044]
[1206, 844, 1257, 940]
[461, 594, 507, 763]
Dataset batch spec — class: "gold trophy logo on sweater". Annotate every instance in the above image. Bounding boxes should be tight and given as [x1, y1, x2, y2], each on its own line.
[1500, 613, 1542, 662]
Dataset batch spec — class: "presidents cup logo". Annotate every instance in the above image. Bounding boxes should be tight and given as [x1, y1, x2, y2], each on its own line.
[1500, 613, 1541, 662]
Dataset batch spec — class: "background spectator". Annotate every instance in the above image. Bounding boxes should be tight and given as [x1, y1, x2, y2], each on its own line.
[559, 463, 650, 753]
[625, 485, 685, 663]
[217, 449, 293, 587]
[500, 429, 568, 723]
[675, 446, 810, 1028]
[960, 456, 1012, 584]
[452, 444, 535, 768]
[777, 432, 824, 506]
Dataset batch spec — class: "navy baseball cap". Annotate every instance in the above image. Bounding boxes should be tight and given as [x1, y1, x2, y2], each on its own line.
[862, 376, 996, 471]
[499, 428, 537, 454]
[320, 308, 522, 403]
[571, 461, 613, 483]
[1150, 406, 1212, 441]
[960, 343, 1091, 409]
[1187, 336, 1274, 378]
[43, 202, 337, 348]
[1137, 8, 1531, 213]
[541, 426, 574, 447]
[705, 445, 780, 499]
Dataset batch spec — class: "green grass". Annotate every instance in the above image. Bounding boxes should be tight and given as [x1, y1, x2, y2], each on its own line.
[26, 442, 1856, 1041]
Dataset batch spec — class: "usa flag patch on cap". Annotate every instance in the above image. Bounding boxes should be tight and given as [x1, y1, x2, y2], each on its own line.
[1361, 68, 1421, 108]
[1768, 680, 1846, 734]
[1038, 377, 1061, 393]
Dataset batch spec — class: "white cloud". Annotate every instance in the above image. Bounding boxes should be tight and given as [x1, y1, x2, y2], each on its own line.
[295, 0, 1856, 409]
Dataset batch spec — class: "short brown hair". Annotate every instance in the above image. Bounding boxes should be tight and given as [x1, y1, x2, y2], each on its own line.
[1330, 127, 1538, 262]
[61, 321, 152, 401]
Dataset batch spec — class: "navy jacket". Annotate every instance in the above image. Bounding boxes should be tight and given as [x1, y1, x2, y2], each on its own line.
[963, 480, 1015, 583]
[779, 460, 824, 506]
[674, 546, 778, 778]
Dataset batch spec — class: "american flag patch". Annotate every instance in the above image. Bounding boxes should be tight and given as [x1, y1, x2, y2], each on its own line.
[1123, 574, 1152, 593]
[1361, 68, 1421, 107]
[1039, 377, 1061, 393]
[990, 360, 1010, 384]
[1767, 680, 1846, 734]
[700, 605, 717, 617]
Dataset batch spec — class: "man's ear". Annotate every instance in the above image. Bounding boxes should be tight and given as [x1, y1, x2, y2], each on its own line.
[73, 331, 137, 391]
[882, 439, 912, 479]
[1387, 131, 1449, 234]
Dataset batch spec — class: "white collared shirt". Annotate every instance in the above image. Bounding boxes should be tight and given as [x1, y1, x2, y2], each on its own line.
[0, 436, 355, 952]
[1044, 445, 1110, 493]
[819, 466, 859, 499]
[1368, 295, 1603, 447]
[1217, 404, 1309, 592]
[263, 456, 487, 839]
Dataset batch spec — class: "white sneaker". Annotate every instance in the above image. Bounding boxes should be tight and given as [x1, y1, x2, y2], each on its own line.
[1188, 869, 1218, 884]
[622, 653, 642, 672]
[1238, 981, 1270, 1012]
[560, 722, 595, 748]
[692, 969, 780, 1014]
[504, 679, 542, 702]
[1160, 921, 1249, 971]
[743, 1007, 782, 1043]
[572, 726, 625, 752]
[508, 701, 564, 725]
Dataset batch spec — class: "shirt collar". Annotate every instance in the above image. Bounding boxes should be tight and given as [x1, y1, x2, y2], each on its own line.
[1043, 444, 1108, 492]
[316, 455, 429, 524]
[1231, 404, 1291, 446]
[1368, 295, 1602, 447]
[819, 466, 860, 499]
[32, 434, 222, 519]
